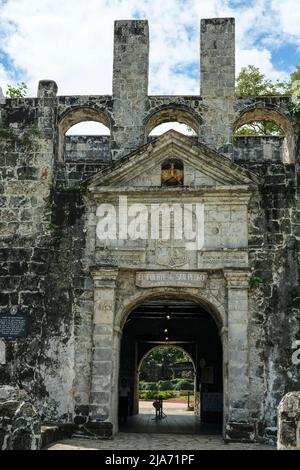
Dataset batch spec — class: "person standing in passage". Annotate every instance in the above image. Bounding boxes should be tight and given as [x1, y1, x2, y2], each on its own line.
[119, 378, 131, 424]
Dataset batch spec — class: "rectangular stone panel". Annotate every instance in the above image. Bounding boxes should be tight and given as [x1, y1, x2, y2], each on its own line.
[198, 250, 248, 269]
[136, 271, 208, 288]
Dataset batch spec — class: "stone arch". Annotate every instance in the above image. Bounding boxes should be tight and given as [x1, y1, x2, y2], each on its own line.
[58, 106, 112, 160]
[233, 107, 295, 163]
[116, 289, 225, 428]
[144, 105, 201, 138]
[138, 344, 196, 376]
[136, 344, 197, 414]
[116, 289, 225, 335]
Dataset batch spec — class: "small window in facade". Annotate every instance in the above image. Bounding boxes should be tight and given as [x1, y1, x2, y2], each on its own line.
[161, 159, 184, 187]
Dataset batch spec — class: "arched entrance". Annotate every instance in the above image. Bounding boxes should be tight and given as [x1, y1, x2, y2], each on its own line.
[137, 344, 196, 416]
[88, 268, 251, 440]
[118, 295, 223, 434]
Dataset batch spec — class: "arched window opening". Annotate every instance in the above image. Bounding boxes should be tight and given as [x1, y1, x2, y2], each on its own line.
[145, 108, 200, 140]
[233, 108, 294, 163]
[149, 122, 196, 137]
[233, 120, 284, 137]
[66, 121, 110, 136]
[58, 107, 111, 161]
[161, 158, 184, 187]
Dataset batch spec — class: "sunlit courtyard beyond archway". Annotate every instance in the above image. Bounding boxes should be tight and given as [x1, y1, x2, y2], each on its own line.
[118, 296, 223, 435]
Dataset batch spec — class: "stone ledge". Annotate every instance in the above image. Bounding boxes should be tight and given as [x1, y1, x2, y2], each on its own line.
[83, 421, 113, 439]
[41, 424, 76, 449]
[225, 422, 255, 442]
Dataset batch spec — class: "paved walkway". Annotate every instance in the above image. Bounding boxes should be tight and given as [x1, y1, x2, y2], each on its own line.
[120, 401, 221, 435]
[47, 433, 273, 451]
[47, 403, 273, 450]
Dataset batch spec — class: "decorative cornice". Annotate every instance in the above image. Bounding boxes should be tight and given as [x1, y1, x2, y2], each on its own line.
[90, 265, 119, 283]
[224, 269, 251, 289]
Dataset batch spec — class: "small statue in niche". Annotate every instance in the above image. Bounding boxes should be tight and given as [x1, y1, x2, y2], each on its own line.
[161, 159, 184, 187]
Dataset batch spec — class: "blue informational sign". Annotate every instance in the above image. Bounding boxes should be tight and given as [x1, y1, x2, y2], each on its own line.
[0, 308, 28, 339]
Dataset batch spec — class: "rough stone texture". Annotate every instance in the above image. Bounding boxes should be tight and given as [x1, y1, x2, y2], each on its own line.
[64, 135, 110, 162]
[233, 136, 284, 161]
[277, 392, 300, 450]
[0, 386, 41, 450]
[0, 17, 299, 446]
[46, 433, 273, 450]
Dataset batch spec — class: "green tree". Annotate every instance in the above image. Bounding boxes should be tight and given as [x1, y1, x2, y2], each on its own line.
[235, 65, 286, 136]
[6, 82, 28, 98]
[234, 120, 284, 137]
[140, 347, 191, 381]
[235, 65, 284, 97]
[290, 65, 300, 84]
[284, 65, 300, 94]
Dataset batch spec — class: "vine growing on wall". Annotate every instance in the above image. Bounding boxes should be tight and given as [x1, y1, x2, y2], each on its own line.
[250, 275, 264, 289]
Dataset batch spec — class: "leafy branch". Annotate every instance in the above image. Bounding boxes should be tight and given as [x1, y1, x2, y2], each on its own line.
[6, 82, 28, 98]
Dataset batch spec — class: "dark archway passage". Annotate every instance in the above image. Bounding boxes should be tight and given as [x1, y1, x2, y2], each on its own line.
[118, 296, 223, 434]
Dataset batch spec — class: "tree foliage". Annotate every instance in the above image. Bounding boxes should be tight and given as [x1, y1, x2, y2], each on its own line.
[234, 65, 300, 136]
[140, 347, 192, 381]
[234, 120, 284, 137]
[235, 65, 285, 97]
[6, 82, 28, 98]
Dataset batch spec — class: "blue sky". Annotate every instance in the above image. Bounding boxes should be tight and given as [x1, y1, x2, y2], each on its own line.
[0, 0, 299, 97]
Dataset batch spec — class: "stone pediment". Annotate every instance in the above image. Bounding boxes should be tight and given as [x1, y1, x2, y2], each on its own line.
[86, 130, 260, 192]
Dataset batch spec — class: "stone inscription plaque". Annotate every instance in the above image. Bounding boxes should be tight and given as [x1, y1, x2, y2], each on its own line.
[198, 250, 248, 269]
[136, 271, 208, 288]
[0, 310, 28, 339]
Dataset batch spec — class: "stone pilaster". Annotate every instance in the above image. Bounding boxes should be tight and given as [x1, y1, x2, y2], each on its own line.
[112, 20, 149, 160]
[200, 18, 235, 151]
[37, 80, 58, 140]
[200, 18, 235, 98]
[224, 269, 252, 441]
[89, 267, 119, 430]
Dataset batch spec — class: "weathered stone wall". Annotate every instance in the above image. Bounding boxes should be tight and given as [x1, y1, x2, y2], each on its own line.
[64, 135, 110, 162]
[0, 89, 88, 420]
[233, 136, 284, 161]
[244, 156, 300, 438]
[0, 386, 41, 450]
[0, 17, 299, 442]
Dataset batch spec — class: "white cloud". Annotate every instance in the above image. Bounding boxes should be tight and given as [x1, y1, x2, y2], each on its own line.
[236, 47, 289, 82]
[271, 0, 300, 39]
[0, 0, 298, 99]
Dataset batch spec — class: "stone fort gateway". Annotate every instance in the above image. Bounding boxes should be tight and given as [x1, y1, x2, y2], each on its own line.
[0, 17, 300, 447]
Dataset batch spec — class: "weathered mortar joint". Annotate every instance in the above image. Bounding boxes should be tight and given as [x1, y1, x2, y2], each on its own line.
[0, 386, 41, 450]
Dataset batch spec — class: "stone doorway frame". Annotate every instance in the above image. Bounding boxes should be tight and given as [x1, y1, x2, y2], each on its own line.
[89, 267, 250, 439]
[134, 344, 198, 416]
